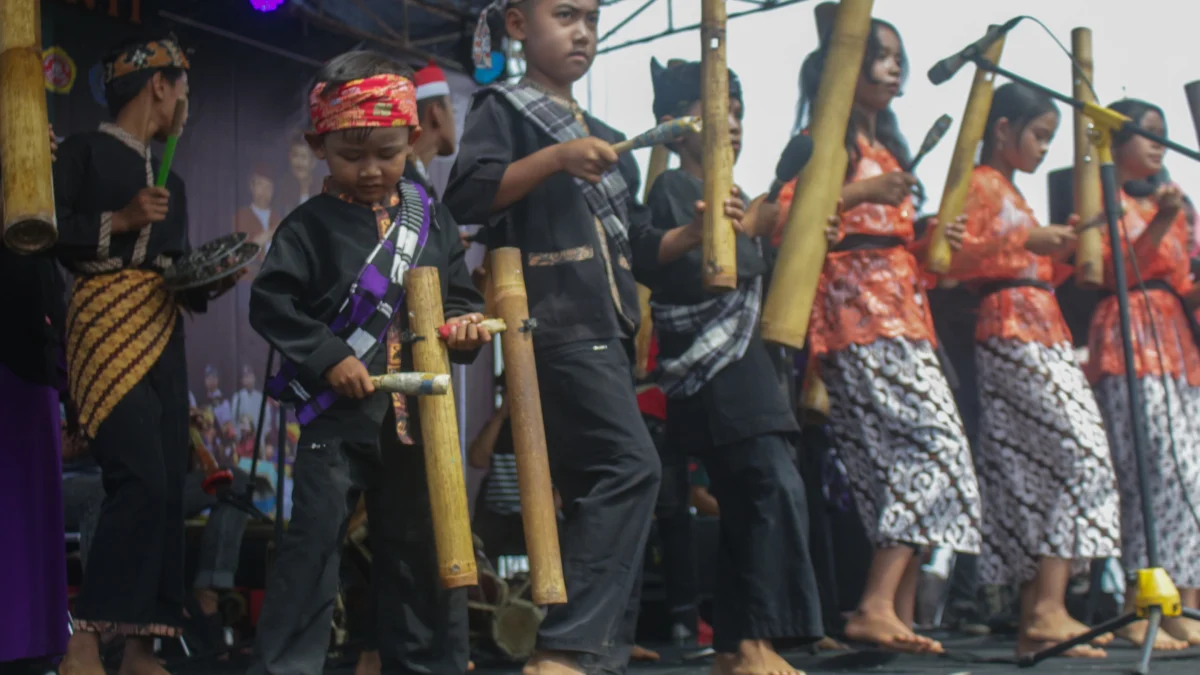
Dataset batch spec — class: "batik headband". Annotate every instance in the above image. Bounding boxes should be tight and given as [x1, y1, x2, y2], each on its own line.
[308, 74, 420, 136]
[472, 0, 513, 70]
[103, 39, 190, 84]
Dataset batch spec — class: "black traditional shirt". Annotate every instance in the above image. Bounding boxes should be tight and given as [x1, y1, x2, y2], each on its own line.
[250, 189, 482, 443]
[640, 169, 797, 449]
[443, 91, 654, 350]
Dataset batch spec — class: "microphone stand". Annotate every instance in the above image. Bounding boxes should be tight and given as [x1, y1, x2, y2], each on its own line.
[962, 54, 1200, 674]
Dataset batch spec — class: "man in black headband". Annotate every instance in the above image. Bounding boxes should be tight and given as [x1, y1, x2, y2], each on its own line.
[635, 56, 824, 675]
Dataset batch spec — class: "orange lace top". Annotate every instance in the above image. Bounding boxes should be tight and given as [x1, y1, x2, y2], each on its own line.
[1085, 187, 1200, 384]
[950, 165, 1073, 346]
[774, 135, 936, 357]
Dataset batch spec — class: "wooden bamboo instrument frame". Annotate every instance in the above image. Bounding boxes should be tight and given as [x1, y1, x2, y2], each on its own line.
[700, 0, 737, 292]
[490, 248, 567, 605]
[760, 0, 875, 349]
[405, 267, 478, 589]
[1071, 28, 1104, 289]
[926, 33, 1006, 275]
[0, 0, 56, 253]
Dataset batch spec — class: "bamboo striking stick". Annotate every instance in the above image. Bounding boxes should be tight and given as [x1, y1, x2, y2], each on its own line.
[700, 0, 737, 292]
[1072, 28, 1104, 289]
[926, 32, 1006, 275]
[760, 0, 874, 349]
[634, 144, 671, 378]
[0, 0, 56, 254]
[490, 248, 566, 605]
[404, 267, 478, 589]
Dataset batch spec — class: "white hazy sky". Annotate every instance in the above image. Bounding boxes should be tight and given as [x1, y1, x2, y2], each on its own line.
[580, 0, 1200, 221]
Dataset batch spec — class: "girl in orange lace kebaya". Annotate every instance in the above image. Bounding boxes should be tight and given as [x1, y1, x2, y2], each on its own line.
[1088, 99, 1200, 649]
[949, 83, 1120, 660]
[777, 13, 980, 656]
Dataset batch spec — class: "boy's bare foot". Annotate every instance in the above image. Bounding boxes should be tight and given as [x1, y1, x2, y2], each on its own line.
[709, 641, 803, 675]
[117, 637, 172, 675]
[1016, 608, 1107, 659]
[1162, 616, 1200, 645]
[1115, 620, 1189, 650]
[522, 650, 585, 675]
[59, 632, 106, 675]
[844, 610, 943, 654]
[816, 636, 848, 651]
[631, 645, 660, 661]
[356, 648, 381, 675]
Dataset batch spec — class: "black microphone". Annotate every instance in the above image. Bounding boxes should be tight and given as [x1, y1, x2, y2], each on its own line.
[766, 134, 814, 203]
[927, 17, 1023, 86]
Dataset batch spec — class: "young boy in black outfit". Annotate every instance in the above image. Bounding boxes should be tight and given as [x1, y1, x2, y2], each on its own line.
[248, 51, 490, 675]
[445, 1, 672, 672]
[637, 58, 824, 675]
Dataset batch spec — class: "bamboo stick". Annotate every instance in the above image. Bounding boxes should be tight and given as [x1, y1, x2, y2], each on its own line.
[700, 0, 736, 292]
[490, 248, 567, 605]
[926, 33, 1006, 275]
[405, 267, 478, 589]
[760, 0, 874, 349]
[1072, 28, 1104, 289]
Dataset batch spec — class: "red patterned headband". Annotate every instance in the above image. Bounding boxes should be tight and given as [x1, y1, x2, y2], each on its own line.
[308, 74, 419, 136]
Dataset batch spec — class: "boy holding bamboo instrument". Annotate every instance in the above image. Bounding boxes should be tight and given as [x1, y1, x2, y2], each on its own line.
[640, 57, 823, 675]
[248, 51, 490, 675]
[445, 2, 666, 673]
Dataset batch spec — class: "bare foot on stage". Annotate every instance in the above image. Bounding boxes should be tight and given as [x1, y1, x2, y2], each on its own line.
[844, 609, 943, 654]
[816, 636, 848, 651]
[1162, 616, 1200, 645]
[118, 637, 172, 675]
[355, 648, 381, 675]
[59, 632, 106, 675]
[710, 640, 803, 675]
[523, 650, 585, 675]
[631, 645, 661, 661]
[1115, 620, 1189, 650]
[1017, 609, 1106, 659]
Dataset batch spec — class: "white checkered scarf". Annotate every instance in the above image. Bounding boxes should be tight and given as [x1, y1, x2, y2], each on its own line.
[489, 81, 633, 260]
[651, 249, 763, 399]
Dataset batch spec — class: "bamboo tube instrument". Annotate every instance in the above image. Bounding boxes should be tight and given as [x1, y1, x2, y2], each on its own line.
[760, 0, 874, 349]
[926, 33, 1006, 275]
[0, 0, 56, 253]
[404, 267, 478, 589]
[700, 0, 737, 292]
[634, 144, 671, 378]
[1072, 28, 1104, 289]
[490, 247, 566, 605]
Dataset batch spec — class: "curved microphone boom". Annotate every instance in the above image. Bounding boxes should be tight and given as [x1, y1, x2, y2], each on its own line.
[766, 134, 815, 203]
[907, 113, 953, 173]
[928, 16, 1023, 86]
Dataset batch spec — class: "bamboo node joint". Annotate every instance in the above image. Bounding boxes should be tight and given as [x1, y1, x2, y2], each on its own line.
[520, 318, 539, 333]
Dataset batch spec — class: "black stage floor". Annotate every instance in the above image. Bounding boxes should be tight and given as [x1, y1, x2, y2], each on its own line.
[167, 636, 1200, 675]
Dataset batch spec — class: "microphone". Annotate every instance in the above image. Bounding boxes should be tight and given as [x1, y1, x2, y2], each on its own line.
[927, 17, 1023, 86]
[766, 134, 814, 203]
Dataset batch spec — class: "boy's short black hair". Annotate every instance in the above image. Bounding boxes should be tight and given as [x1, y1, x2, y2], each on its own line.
[312, 50, 415, 100]
[102, 36, 186, 119]
[417, 95, 450, 121]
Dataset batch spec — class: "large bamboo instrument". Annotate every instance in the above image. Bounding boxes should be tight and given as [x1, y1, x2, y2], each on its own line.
[700, 0, 737, 292]
[1186, 81, 1200, 149]
[926, 33, 1006, 275]
[1072, 28, 1104, 289]
[634, 145, 671, 378]
[0, 0, 56, 253]
[490, 248, 566, 605]
[405, 267, 478, 589]
[760, 0, 875, 349]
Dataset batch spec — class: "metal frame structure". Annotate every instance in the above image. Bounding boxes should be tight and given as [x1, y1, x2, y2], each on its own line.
[597, 0, 808, 54]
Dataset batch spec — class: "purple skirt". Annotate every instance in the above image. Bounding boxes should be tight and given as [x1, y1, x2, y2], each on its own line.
[0, 363, 68, 662]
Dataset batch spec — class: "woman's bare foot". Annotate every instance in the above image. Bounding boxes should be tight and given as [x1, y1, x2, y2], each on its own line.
[709, 641, 803, 675]
[1017, 608, 1108, 658]
[1115, 620, 1189, 650]
[59, 631, 106, 675]
[631, 645, 660, 661]
[522, 650, 585, 675]
[118, 637, 171, 675]
[355, 648, 381, 675]
[844, 610, 943, 654]
[1162, 616, 1200, 645]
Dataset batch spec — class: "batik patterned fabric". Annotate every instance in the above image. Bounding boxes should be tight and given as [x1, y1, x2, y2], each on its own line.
[265, 180, 432, 430]
[103, 39, 189, 84]
[953, 165, 1120, 585]
[66, 269, 178, 439]
[309, 74, 419, 136]
[822, 337, 982, 553]
[1095, 375, 1200, 588]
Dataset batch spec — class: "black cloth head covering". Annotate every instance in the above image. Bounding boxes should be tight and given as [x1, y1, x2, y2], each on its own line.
[650, 57, 742, 121]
